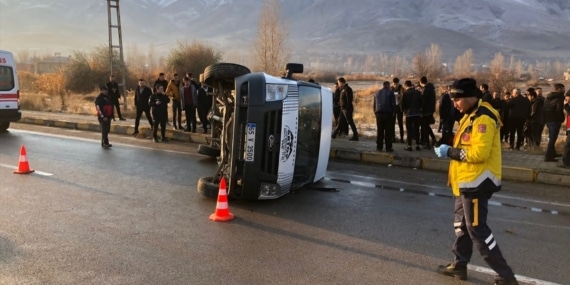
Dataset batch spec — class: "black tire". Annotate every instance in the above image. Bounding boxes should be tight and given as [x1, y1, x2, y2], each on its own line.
[203, 63, 250, 90]
[197, 176, 220, 199]
[197, 144, 221, 157]
[0, 122, 9, 131]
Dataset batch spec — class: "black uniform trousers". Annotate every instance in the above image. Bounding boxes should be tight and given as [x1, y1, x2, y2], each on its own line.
[172, 100, 182, 129]
[452, 193, 515, 280]
[184, 105, 197, 132]
[98, 116, 111, 145]
[375, 112, 394, 150]
[152, 113, 167, 139]
[508, 117, 525, 149]
[333, 106, 349, 136]
[112, 98, 123, 119]
[405, 116, 421, 146]
[394, 109, 404, 141]
[334, 109, 358, 138]
[134, 108, 153, 132]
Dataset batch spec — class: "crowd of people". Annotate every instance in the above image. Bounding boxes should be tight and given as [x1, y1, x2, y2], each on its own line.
[95, 72, 212, 146]
[332, 76, 570, 165]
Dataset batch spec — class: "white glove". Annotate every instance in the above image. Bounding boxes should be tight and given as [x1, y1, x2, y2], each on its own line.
[434, 144, 450, 158]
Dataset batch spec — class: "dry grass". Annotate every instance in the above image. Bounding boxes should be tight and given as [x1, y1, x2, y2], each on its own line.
[353, 84, 379, 125]
[20, 90, 137, 118]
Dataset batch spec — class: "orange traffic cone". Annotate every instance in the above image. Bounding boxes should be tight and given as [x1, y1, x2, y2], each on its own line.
[209, 177, 235, 222]
[14, 145, 35, 174]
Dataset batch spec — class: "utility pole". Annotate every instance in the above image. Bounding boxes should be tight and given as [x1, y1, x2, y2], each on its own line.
[106, 0, 127, 109]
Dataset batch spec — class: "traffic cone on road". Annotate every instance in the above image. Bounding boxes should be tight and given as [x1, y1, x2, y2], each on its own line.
[209, 177, 235, 222]
[13, 145, 35, 174]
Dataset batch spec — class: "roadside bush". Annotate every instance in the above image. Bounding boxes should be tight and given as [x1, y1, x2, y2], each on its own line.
[166, 41, 222, 80]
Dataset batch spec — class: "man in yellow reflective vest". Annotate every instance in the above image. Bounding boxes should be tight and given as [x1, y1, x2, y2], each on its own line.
[434, 78, 518, 285]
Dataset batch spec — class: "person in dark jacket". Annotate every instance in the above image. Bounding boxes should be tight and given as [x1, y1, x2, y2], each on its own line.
[500, 92, 511, 142]
[332, 77, 358, 141]
[535, 87, 546, 144]
[506, 89, 531, 150]
[332, 82, 349, 137]
[132, 79, 153, 135]
[374, 81, 396, 152]
[401, 80, 423, 151]
[490, 91, 503, 111]
[197, 83, 210, 133]
[391, 77, 405, 143]
[525, 88, 543, 147]
[438, 85, 458, 145]
[94, 85, 114, 148]
[542, 83, 566, 161]
[180, 77, 197, 133]
[562, 90, 570, 167]
[480, 83, 493, 104]
[153, 72, 168, 93]
[524, 90, 540, 148]
[420, 76, 436, 149]
[105, 74, 126, 121]
[149, 85, 170, 142]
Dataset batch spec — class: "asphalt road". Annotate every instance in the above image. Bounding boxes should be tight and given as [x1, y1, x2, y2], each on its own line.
[1, 123, 569, 285]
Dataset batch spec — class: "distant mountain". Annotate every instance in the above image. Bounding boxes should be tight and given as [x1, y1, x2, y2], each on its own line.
[1, 0, 569, 70]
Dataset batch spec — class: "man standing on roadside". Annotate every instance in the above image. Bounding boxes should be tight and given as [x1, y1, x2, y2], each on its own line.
[132, 79, 153, 136]
[506, 88, 530, 150]
[166, 74, 182, 130]
[401, 80, 422, 151]
[562, 90, 570, 167]
[150, 85, 170, 143]
[106, 74, 126, 121]
[180, 77, 197, 133]
[374, 81, 396, 152]
[434, 78, 518, 285]
[153, 72, 168, 93]
[543, 83, 566, 162]
[332, 77, 358, 141]
[481, 83, 492, 104]
[95, 85, 114, 148]
[420, 76, 436, 149]
[535, 87, 546, 144]
[391, 77, 405, 143]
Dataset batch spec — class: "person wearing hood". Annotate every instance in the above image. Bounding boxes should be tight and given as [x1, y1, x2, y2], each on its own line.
[434, 78, 518, 285]
[542, 83, 566, 162]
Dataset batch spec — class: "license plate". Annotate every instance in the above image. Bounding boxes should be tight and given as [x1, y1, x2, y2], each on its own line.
[245, 123, 256, 162]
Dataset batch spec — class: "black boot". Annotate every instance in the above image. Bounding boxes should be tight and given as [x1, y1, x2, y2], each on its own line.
[436, 263, 467, 280]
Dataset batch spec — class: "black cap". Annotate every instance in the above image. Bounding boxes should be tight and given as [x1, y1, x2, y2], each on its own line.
[450, 78, 482, 99]
[99, 85, 108, 91]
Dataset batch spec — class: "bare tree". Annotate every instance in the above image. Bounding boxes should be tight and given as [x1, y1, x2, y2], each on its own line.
[490, 52, 505, 76]
[413, 52, 428, 78]
[251, 0, 290, 75]
[453, 48, 473, 77]
[414, 44, 443, 79]
[425, 43, 443, 79]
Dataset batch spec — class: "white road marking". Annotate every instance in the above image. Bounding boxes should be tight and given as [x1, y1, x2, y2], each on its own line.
[9, 129, 195, 156]
[327, 170, 570, 209]
[0, 163, 53, 176]
[469, 264, 562, 285]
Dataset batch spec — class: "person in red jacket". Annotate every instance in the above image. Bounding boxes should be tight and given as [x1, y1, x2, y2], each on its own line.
[94, 85, 114, 148]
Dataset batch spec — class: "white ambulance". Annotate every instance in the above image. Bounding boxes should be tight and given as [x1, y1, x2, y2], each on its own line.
[0, 50, 21, 131]
[196, 63, 333, 200]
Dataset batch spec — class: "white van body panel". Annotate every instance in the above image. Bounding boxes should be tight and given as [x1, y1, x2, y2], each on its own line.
[314, 87, 333, 182]
[0, 50, 21, 128]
